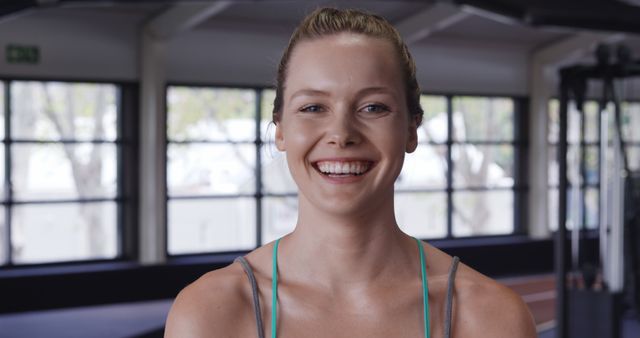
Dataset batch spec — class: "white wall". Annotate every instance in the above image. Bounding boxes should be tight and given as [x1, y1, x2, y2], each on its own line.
[0, 9, 139, 81]
[414, 37, 530, 95]
[166, 27, 287, 86]
[0, 8, 532, 96]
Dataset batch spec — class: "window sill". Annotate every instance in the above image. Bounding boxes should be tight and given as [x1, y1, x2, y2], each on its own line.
[0, 234, 574, 314]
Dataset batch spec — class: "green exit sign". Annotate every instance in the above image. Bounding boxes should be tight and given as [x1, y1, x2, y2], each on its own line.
[6, 44, 39, 64]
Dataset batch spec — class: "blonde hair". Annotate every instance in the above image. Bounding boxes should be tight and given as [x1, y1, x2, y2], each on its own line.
[272, 7, 423, 124]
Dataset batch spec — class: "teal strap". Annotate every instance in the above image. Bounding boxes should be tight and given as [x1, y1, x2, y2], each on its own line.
[271, 237, 429, 338]
[271, 239, 280, 338]
[415, 237, 430, 338]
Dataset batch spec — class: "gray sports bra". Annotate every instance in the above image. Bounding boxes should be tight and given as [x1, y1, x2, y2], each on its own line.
[235, 250, 460, 338]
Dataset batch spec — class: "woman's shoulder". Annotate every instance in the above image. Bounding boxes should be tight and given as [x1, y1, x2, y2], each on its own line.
[422, 243, 536, 337]
[164, 259, 256, 338]
[453, 261, 538, 337]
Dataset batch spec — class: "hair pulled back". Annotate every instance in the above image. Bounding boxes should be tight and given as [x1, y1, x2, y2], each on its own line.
[272, 7, 423, 124]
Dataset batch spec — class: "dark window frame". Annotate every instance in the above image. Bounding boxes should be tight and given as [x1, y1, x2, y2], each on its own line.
[0, 77, 137, 267]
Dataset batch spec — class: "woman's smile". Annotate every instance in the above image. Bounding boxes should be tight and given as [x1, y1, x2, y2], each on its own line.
[311, 159, 377, 184]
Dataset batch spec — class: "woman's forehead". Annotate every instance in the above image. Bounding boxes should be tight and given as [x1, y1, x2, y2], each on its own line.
[284, 33, 404, 100]
[290, 32, 398, 67]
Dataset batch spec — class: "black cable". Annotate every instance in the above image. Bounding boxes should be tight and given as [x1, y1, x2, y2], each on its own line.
[608, 77, 631, 175]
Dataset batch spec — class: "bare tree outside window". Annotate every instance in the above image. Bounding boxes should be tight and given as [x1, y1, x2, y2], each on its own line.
[392, 95, 449, 239]
[10, 82, 118, 264]
[167, 87, 257, 254]
[414, 96, 515, 237]
[451, 97, 514, 235]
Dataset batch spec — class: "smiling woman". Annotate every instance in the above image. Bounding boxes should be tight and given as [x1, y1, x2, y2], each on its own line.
[165, 7, 536, 338]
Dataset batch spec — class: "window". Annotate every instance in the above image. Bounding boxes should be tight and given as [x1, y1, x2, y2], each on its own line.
[547, 99, 640, 231]
[259, 89, 298, 244]
[622, 102, 640, 172]
[395, 95, 448, 238]
[1, 80, 121, 265]
[166, 87, 258, 254]
[400, 95, 520, 238]
[167, 87, 523, 254]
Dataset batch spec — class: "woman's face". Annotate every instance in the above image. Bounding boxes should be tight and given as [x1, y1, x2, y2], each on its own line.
[276, 33, 419, 216]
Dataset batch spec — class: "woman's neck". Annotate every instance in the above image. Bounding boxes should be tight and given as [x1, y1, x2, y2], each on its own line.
[278, 194, 418, 292]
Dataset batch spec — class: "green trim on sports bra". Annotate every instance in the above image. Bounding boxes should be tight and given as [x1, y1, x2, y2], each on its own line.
[272, 238, 280, 338]
[270, 237, 430, 338]
[416, 236, 430, 338]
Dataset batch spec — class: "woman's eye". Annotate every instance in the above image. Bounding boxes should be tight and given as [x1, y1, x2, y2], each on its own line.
[362, 104, 390, 114]
[300, 104, 323, 113]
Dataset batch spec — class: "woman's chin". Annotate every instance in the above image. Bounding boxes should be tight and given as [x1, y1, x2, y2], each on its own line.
[304, 193, 390, 220]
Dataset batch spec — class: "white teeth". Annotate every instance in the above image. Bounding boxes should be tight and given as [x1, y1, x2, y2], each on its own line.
[316, 161, 370, 175]
[341, 163, 349, 174]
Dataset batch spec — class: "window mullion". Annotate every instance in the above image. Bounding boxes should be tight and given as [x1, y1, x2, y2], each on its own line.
[3, 81, 12, 265]
[446, 95, 453, 239]
[513, 97, 528, 235]
[255, 88, 263, 248]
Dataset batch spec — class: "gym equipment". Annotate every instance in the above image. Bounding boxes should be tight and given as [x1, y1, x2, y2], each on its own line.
[556, 43, 640, 338]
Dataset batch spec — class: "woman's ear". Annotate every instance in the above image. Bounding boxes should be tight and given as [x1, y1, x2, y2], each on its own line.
[406, 114, 421, 153]
[275, 122, 286, 151]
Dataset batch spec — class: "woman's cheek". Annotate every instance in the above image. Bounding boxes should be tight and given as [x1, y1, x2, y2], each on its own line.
[282, 121, 318, 159]
[375, 120, 407, 149]
[288, 119, 321, 142]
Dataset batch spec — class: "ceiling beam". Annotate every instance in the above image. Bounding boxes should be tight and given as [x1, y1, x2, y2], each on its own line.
[459, 4, 521, 26]
[619, 0, 640, 6]
[395, 2, 469, 44]
[145, 1, 232, 40]
[533, 32, 626, 67]
[0, 0, 60, 24]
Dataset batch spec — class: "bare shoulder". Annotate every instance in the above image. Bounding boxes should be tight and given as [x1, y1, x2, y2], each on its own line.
[453, 264, 537, 338]
[164, 261, 254, 338]
[420, 242, 536, 337]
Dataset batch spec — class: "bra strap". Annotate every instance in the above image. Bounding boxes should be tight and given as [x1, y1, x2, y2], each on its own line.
[444, 256, 460, 338]
[235, 256, 266, 338]
[415, 237, 431, 338]
[271, 239, 281, 338]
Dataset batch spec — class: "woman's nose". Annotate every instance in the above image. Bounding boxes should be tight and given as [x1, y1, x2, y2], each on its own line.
[326, 112, 362, 148]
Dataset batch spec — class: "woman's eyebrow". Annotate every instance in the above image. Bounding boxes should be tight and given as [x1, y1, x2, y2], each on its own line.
[290, 87, 397, 101]
[357, 87, 396, 96]
[355, 87, 399, 101]
[289, 89, 330, 101]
